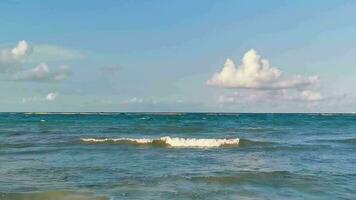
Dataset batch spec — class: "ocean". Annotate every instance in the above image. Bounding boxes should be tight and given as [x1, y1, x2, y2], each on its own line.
[0, 113, 355, 199]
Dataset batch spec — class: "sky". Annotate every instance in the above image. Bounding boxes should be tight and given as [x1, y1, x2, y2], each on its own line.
[0, 0, 356, 112]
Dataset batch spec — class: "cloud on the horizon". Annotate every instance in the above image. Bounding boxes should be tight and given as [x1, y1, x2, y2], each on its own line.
[300, 90, 323, 101]
[45, 92, 58, 101]
[124, 97, 144, 104]
[207, 49, 319, 90]
[218, 89, 324, 104]
[21, 92, 59, 103]
[12, 63, 71, 82]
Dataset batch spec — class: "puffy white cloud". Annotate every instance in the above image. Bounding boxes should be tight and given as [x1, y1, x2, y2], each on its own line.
[208, 49, 324, 106]
[11, 40, 30, 58]
[0, 40, 31, 72]
[45, 92, 58, 101]
[207, 49, 319, 89]
[12, 63, 71, 81]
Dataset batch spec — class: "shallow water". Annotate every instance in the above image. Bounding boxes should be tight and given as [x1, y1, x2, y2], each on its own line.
[0, 113, 355, 199]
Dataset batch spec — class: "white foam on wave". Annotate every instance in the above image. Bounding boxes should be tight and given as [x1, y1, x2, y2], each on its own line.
[160, 136, 239, 147]
[81, 137, 154, 143]
[80, 136, 239, 148]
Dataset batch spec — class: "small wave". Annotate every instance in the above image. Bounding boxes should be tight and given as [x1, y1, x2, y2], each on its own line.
[80, 136, 240, 148]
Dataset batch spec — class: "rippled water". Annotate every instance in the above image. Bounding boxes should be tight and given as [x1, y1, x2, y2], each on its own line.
[0, 113, 355, 199]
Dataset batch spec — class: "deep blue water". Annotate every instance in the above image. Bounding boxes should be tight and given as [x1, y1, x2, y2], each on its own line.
[0, 113, 355, 199]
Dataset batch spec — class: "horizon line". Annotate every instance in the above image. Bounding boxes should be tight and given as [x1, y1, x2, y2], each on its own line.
[1, 112, 356, 114]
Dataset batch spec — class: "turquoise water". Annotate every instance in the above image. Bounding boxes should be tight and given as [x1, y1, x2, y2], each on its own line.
[0, 113, 355, 199]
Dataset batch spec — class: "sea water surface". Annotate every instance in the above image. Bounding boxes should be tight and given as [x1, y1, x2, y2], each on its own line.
[0, 113, 355, 199]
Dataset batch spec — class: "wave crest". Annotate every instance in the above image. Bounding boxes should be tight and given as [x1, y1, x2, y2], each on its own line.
[80, 136, 240, 148]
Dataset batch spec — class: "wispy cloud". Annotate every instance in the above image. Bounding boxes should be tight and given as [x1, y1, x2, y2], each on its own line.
[21, 92, 59, 103]
[27, 44, 86, 63]
[125, 97, 144, 104]
[12, 63, 71, 82]
[300, 90, 323, 101]
[0, 40, 76, 82]
[218, 90, 324, 104]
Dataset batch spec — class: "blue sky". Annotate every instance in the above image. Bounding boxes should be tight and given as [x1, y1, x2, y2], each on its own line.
[0, 0, 355, 112]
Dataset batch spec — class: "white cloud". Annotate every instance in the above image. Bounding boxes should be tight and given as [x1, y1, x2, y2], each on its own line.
[300, 90, 323, 101]
[208, 49, 324, 105]
[46, 92, 58, 101]
[12, 63, 71, 81]
[11, 40, 30, 58]
[0, 40, 77, 83]
[128, 97, 143, 103]
[21, 92, 59, 103]
[0, 40, 31, 72]
[120, 97, 145, 105]
[207, 49, 319, 89]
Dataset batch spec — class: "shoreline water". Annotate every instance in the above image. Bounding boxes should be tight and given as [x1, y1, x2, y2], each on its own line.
[1, 113, 355, 199]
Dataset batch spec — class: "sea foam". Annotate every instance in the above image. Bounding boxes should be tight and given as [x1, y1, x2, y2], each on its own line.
[80, 136, 239, 148]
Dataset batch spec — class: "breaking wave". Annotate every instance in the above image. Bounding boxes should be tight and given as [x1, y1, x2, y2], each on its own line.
[80, 136, 240, 148]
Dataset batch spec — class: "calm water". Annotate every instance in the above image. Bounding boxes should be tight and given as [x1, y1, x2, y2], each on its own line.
[0, 113, 355, 200]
